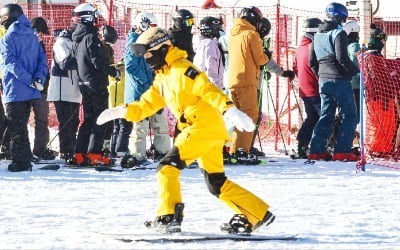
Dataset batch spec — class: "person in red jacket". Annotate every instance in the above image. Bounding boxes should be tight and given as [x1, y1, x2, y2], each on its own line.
[293, 18, 322, 159]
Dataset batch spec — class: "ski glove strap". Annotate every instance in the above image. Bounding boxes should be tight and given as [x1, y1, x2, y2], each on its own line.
[96, 106, 127, 125]
[223, 107, 255, 132]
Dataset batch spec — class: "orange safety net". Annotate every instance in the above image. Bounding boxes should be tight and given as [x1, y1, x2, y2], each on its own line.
[363, 54, 400, 168]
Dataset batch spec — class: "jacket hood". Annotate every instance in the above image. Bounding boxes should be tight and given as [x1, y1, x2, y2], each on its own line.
[127, 29, 139, 42]
[300, 35, 313, 46]
[7, 14, 33, 35]
[164, 46, 188, 68]
[230, 18, 256, 36]
[319, 21, 339, 33]
[72, 23, 98, 42]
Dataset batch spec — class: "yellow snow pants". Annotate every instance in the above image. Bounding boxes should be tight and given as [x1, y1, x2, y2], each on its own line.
[156, 130, 270, 226]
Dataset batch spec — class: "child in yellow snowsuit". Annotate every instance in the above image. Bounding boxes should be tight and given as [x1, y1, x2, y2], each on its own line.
[97, 27, 275, 235]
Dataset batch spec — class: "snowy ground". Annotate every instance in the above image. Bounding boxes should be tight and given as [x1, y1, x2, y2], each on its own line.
[1, 148, 399, 249]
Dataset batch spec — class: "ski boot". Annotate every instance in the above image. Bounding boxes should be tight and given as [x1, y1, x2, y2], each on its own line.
[250, 147, 265, 157]
[86, 153, 113, 166]
[236, 149, 261, 165]
[145, 203, 184, 234]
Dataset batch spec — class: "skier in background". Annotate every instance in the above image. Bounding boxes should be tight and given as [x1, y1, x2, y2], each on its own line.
[168, 9, 195, 62]
[47, 29, 82, 164]
[193, 16, 225, 90]
[30, 17, 55, 160]
[122, 12, 171, 167]
[308, 2, 359, 161]
[0, 4, 48, 171]
[292, 18, 322, 159]
[71, 3, 120, 166]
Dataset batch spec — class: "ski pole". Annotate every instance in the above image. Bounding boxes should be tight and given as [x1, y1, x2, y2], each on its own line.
[267, 83, 288, 155]
[38, 103, 81, 158]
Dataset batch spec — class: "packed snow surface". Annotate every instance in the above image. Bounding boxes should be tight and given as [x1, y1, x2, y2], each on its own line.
[1, 153, 399, 249]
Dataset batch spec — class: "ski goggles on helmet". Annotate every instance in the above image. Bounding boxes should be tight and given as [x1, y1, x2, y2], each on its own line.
[185, 18, 195, 27]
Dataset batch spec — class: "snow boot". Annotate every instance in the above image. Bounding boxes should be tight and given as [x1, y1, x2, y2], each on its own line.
[145, 203, 184, 233]
[8, 162, 32, 172]
[253, 211, 276, 231]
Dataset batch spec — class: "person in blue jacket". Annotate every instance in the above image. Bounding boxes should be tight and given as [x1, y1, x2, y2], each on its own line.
[0, 4, 48, 172]
[308, 2, 359, 161]
[122, 12, 171, 167]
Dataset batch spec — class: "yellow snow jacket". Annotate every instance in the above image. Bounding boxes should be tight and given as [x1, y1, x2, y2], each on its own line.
[0, 26, 5, 79]
[228, 18, 269, 88]
[108, 62, 125, 108]
[124, 46, 234, 141]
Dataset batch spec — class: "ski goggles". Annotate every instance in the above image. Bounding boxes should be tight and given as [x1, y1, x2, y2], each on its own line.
[185, 18, 195, 27]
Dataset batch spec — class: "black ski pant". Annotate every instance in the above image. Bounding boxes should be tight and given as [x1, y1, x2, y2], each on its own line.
[110, 118, 132, 154]
[54, 101, 80, 155]
[31, 93, 50, 155]
[5, 101, 33, 165]
[75, 91, 108, 154]
[0, 94, 8, 150]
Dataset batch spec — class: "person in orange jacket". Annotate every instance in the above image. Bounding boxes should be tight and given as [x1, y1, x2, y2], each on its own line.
[228, 7, 294, 163]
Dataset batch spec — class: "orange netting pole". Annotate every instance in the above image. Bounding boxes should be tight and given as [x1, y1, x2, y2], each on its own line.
[274, 3, 281, 150]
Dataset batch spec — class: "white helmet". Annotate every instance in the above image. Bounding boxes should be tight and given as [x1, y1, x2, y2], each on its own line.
[135, 12, 158, 32]
[343, 20, 360, 35]
[72, 3, 99, 24]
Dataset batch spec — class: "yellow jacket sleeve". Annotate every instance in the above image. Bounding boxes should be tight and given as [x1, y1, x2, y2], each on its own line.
[192, 71, 234, 113]
[124, 85, 166, 122]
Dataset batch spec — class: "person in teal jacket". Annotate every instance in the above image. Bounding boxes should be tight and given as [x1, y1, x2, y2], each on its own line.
[121, 13, 171, 166]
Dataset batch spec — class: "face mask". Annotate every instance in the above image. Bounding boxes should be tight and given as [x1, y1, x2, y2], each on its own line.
[145, 45, 169, 70]
[70, 23, 78, 32]
[1, 17, 16, 30]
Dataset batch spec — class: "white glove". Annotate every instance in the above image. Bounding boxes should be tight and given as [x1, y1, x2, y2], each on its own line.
[96, 106, 127, 125]
[223, 107, 256, 132]
[30, 79, 44, 91]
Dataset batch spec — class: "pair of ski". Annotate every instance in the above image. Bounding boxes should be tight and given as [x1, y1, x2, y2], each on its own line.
[37, 163, 157, 172]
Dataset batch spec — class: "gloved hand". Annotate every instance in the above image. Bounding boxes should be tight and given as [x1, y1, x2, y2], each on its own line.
[223, 107, 255, 132]
[30, 79, 44, 91]
[264, 49, 272, 60]
[282, 70, 295, 81]
[114, 69, 122, 81]
[96, 106, 127, 125]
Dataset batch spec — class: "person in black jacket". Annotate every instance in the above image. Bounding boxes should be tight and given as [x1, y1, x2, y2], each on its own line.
[30, 17, 56, 160]
[308, 2, 359, 161]
[71, 3, 119, 166]
[168, 9, 195, 62]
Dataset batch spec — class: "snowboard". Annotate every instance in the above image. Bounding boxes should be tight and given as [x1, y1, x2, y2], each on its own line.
[114, 232, 298, 243]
